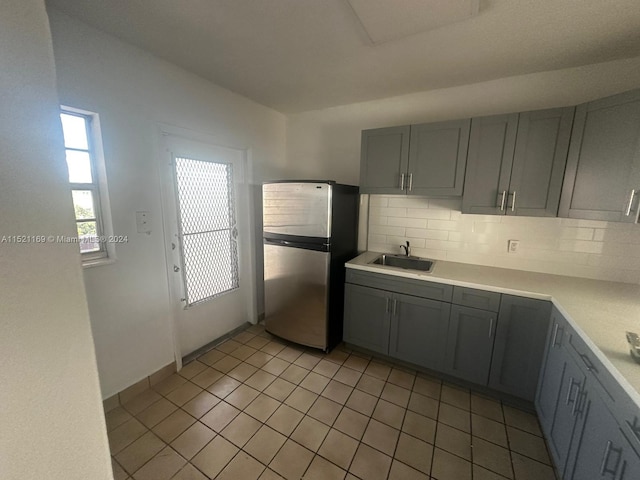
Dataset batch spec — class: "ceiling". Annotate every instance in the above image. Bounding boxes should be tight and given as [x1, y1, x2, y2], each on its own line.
[46, 0, 640, 113]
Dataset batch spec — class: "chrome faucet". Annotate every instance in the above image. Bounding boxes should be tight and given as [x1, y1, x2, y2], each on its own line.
[400, 241, 411, 257]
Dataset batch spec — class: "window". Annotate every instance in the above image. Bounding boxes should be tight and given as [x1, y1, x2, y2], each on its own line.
[60, 108, 112, 264]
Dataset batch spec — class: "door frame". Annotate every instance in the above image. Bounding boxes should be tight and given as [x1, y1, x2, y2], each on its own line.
[156, 124, 258, 369]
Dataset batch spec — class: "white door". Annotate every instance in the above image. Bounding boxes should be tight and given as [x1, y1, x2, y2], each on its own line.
[161, 134, 256, 358]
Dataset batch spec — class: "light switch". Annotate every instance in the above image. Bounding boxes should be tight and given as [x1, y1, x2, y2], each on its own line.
[136, 211, 151, 234]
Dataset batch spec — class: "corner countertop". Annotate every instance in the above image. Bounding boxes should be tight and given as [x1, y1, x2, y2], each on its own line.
[347, 251, 640, 406]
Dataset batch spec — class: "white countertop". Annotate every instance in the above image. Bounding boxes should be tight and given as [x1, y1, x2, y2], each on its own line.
[347, 251, 640, 406]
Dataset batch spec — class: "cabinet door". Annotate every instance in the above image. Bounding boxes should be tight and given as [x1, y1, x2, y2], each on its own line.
[489, 295, 551, 401]
[568, 388, 640, 480]
[548, 354, 587, 476]
[443, 305, 496, 385]
[509, 107, 575, 217]
[389, 293, 450, 371]
[407, 119, 471, 196]
[559, 89, 640, 222]
[461, 113, 519, 214]
[360, 126, 410, 194]
[343, 284, 390, 354]
[536, 306, 568, 438]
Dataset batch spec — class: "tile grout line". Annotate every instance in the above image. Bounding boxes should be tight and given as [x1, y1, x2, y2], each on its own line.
[111, 324, 557, 480]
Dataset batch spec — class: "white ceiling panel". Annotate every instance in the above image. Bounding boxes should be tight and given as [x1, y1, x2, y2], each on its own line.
[347, 0, 480, 44]
[46, 0, 640, 113]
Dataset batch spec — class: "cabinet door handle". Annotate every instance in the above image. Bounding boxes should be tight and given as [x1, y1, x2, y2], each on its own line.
[488, 318, 494, 338]
[392, 299, 398, 316]
[399, 173, 405, 190]
[600, 441, 613, 475]
[599, 440, 624, 477]
[626, 416, 640, 442]
[565, 377, 575, 405]
[408, 173, 413, 192]
[580, 353, 598, 373]
[499, 190, 507, 211]
[625, 189, 636, 216]
[385, 297, 390, 314]
[565, 377, 581, 414]
[552, 323, 559, 347]
[511, 191, 517, 212]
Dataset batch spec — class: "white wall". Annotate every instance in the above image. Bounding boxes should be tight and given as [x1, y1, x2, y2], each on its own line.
[286, 57, 640, 185]
[286, 57, 640, 283]
[47, 9, 287, 398]
[0, 1, 112, 478]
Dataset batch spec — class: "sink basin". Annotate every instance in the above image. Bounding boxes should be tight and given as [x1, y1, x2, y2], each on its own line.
[369, 254, 435, 273]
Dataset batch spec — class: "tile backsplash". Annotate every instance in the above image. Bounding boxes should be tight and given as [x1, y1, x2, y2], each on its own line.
[365, 195, 640, 284]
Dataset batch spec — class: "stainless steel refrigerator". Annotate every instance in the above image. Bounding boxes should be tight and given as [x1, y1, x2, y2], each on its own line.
[263, 181, 358, 351]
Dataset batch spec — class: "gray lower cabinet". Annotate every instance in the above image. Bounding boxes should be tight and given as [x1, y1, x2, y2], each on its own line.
[547, 350, 587, 475]
[536, 306, 569, 436]
[343, 283, 391, 355]
[360, 119, 470, 195]
[360, 125, 410, 194]
[462, 107, 574, 217]
[344, 274, 551, 401]
[443, 305, 496, 385]
[489, 295, 551, 401]
[389, 293, 450, 370]
[559, 89, 640, 222]
[343, 282, 450, 367]
[535, 305, 640, 479]
[567, 389, 640, 480]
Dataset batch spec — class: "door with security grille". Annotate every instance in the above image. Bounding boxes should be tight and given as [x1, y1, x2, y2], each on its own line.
[162, 134, 256, 357]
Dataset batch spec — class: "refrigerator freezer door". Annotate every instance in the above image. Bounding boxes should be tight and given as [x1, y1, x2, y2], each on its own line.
[264, 243, 330, 350]
[263, 182, 332, 238]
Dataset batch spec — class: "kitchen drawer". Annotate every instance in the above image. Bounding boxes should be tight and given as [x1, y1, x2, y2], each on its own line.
[345, 269, 453, 302]
[567, 330, 619, 404]
[607, 374, 640, 455]
[621, 408, 640, 457]
[452, 286, 500, 312]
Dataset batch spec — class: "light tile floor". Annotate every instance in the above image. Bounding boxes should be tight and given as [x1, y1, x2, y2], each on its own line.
[107, 324, 558, 480]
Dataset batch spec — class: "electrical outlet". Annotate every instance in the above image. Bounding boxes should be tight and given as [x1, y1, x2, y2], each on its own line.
[508, 239, 520, 253]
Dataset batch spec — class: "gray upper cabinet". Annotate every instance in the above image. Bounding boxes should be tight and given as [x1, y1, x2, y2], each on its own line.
[360, 126, 410, 194]
[489, 295, 551, 401]
[360, 120, 470, 195]
[462, 113, 519, 214]
[407, 119, 471, 196]
[462, 107, 574, 216]
[510, 107, 575, 216]
[559, 89, 640, 222]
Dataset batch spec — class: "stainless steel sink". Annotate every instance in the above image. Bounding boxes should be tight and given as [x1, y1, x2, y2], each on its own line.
[369, 254, 435, 273]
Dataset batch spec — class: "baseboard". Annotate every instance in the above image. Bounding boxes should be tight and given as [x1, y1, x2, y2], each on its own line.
[102, 321, 259, 413]
[102, 361, 176, 413]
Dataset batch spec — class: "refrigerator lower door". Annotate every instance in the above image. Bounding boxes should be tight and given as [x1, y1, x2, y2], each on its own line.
[264, 243, 330, 350]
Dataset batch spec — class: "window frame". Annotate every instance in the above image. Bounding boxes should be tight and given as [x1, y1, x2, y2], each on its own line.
[60, 106, 116, 267]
